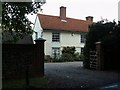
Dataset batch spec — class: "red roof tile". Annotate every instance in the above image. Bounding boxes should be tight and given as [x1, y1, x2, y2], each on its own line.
[38, 14, 94, 32]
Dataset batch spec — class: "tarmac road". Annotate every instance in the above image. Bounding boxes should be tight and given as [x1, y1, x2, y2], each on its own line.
[44, 61, 120, 89]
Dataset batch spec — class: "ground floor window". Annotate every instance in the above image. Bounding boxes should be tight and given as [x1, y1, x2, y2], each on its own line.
[52, 47, 60, 59]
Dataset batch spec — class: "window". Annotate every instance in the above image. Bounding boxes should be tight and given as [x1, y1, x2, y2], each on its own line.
[81, 34, 86, 43]
[52, 32, 60, 42]
[52, 47, 60, 59]
[81, 48, 84, 54]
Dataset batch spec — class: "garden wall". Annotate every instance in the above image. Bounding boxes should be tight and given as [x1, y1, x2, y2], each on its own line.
[2, 39, 45, 80]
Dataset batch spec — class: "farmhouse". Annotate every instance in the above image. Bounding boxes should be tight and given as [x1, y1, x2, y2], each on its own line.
[33, 6, 94, 58]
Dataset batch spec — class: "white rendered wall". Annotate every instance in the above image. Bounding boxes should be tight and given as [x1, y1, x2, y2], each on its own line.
[32, 16, 43, 43]
[43, 31, 52, 56]
[60, 32, 81, 53]
[43, 31, 85, 56]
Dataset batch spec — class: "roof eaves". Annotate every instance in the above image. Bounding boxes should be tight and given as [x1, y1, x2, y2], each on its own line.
[43, 28, 85, 33]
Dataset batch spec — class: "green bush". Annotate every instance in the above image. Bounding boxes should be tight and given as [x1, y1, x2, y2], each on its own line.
[79, 54, 85, 61]
[44, 55, 52, 62]
[83, 20, 120, 70]
[73, 52, 82, 61]
[52, 58, 64, 62]
[45, 47, 83, 62]
[60, 46, 81, 62]
[60, 53, 74, 62]
[2, 77, 48, 88]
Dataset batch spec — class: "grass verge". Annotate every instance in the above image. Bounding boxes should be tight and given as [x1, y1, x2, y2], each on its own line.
[2, 77, 48, 89]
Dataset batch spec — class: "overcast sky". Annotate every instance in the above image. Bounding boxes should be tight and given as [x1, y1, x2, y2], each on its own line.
[28, 0, 119, 23]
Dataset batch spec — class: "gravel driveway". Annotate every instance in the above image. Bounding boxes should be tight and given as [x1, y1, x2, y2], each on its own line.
[44, 61, 120, 89]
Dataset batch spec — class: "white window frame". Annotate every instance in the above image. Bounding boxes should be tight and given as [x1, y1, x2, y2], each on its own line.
[52, 47, 60, 59]
[81, 47, 84, 54]
[52, 32, 60, 42]
[81, 34, 86, 43]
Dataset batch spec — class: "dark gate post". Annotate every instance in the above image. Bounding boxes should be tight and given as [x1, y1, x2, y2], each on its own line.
[34, 38, 46, 77]
[95, 42, 104, 70]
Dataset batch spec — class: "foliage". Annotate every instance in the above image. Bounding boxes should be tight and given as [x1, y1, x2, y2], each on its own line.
[0, 1, 1, 17]
[79, 54, 85, 61]
[0, 1, 1, 28]
[45, 47, 84, 62]
[60, 46, 80, 62]
[83, 20, 120, 70]
[44, 55, 52, 62]
[2, 1, 45, 43]
[102, 21, 120, 70]
[60, 53, 75, 62]
[2, 77, 48, 88]
[62, 46, 76, 55]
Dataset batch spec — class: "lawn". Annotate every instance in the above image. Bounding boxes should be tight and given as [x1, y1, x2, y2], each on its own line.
[2, 77, 48, 89]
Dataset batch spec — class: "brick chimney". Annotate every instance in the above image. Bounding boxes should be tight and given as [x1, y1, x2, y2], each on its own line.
[60, 6, 66, 20]
[86, 16, 93, 21]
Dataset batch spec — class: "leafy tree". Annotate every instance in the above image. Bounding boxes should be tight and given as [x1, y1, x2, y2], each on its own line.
[83, 20, 119, 69]
[0, 1, 1, 16]
[0, 1, 2, 24]
[2, 1, 45, 43]
[102, 21, 120, 70]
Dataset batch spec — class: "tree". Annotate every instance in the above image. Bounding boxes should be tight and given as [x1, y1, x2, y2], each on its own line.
[83, 20, 119, 69]
[101, 21, 120, 70]
[0, 1, 1, 16]
[0, 1, 2, 24]
[2, 1, 45, 43]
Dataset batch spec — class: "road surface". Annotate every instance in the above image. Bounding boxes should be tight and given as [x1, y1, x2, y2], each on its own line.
[44, 62, 120, 89]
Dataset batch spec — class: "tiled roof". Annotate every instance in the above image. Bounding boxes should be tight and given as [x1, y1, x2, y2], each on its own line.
[38, 14, 94, 32]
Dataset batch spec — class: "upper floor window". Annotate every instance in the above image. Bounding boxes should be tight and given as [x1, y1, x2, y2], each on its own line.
[81, 34, 86, 43]
[52, 32, 60, 42]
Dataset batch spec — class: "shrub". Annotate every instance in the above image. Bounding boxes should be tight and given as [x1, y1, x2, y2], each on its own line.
[79, 54, 85, 61]
[44, 55, 52, 62]
[74, 52, 81, 61]
[60, 53, 74, 62]
[52, 58, 64, 62]
[60, 46, 81, 62]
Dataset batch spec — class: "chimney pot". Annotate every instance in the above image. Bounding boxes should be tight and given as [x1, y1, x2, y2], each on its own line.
[86, 16, 93, 21]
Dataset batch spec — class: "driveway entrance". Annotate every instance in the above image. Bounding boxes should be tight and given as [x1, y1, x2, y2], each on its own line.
[45, 61, 119, 88]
